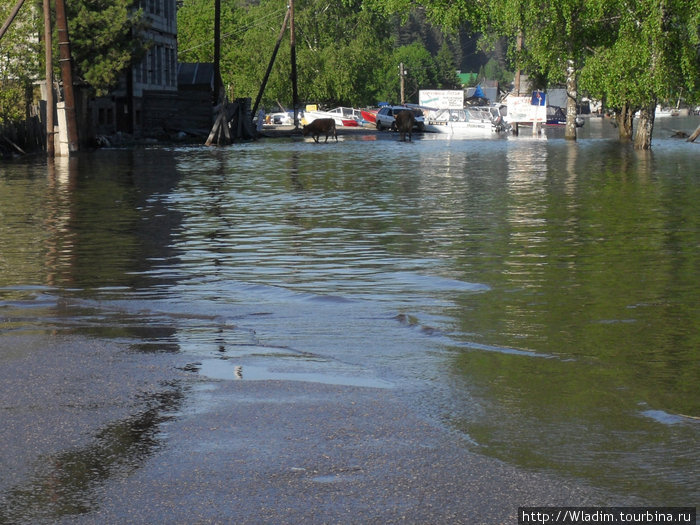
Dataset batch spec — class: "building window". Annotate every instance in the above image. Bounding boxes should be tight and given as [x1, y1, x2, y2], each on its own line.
[156, 46, 162, 86]
[164, 47, 171, 87]
[141, 56, 147, 85]
[171, 47, 177, 86]
[149, 48, 156, 85]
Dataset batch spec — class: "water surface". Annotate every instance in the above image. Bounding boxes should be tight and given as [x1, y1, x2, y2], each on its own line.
[1, 117, 698, 507]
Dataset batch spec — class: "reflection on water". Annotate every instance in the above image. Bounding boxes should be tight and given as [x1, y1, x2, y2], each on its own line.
[1, 118, 699, 508]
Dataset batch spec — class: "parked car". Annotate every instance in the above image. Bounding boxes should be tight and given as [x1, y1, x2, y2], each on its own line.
[375, 106, 425, 131]
[269, 111, 295, 125]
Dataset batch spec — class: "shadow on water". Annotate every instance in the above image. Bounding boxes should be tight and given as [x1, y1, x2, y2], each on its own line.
[0, 384, 184, 523]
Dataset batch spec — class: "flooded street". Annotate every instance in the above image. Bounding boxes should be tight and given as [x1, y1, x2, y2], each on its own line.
[1, 117, 699, 520]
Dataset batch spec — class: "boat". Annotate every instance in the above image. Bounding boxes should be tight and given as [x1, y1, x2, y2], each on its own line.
[303, 106, 362, 127]
[654, 106, 680, 118]
[423, 107, 507, 136]
[360, 108, 378, 124]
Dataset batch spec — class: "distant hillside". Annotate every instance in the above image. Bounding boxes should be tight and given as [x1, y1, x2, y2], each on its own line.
[391, 10, 504, 75]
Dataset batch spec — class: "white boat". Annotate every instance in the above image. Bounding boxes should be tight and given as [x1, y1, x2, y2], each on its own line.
[423, 107, 506, 136]
[303, 106, 362, 127]
[654, 106, 680, 118]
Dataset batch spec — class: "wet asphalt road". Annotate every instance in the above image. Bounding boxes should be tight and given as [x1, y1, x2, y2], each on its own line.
[0, 334, 615, 524]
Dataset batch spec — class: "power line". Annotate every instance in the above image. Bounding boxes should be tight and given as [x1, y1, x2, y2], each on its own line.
[179, 7, 287, 55]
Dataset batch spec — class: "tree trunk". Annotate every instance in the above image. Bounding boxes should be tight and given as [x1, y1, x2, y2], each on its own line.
[615, 102, 634, 142]
[634, 99, 656, 150]
[565, 58, 577, 140]
[687, 123, 700, 143]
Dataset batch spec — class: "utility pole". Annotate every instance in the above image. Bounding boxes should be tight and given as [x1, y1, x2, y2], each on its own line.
[214, 0, 222, 102]
[42, 0, 54, 156]
[513, 31, 522, 97]
[290, 0, 299, 129]
[54, 0, 79, 153]
[399, 63, 407, 104]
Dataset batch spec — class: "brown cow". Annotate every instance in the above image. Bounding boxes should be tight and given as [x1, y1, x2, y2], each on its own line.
[394, 110, 415, 142]
[302, 118, 338, 143]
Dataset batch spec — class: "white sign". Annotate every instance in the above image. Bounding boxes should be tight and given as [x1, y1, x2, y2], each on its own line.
[506, 93, 547, 123]
[419, 90, 464, 110]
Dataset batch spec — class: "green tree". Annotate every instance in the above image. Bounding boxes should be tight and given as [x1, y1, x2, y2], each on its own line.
[294, 0, 394, 107]
[67, 0, 148, 96]
[178, 0, 463, 109]
[481, 57, 513, 85]
[435, 42, 460, 89]
[515, 0, 596, 140]
[366, 0, 699, 148]
[0, 0, 42, 121]
[581, 0, 700, 149]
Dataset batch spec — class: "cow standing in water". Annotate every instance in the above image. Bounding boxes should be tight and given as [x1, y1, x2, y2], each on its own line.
[394, 110, 415, 142]
[302, 118, 338, 143]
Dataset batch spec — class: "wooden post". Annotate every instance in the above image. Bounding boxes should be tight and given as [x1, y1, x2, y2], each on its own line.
[290, 0, 299, 129]
[251, 7, 290, 118]
[214, 0, 222, 102]
[399, 62, 405, 104]
[43, 0, 54, 157]
[512, 30, 523, 136]
[0, 0, 25, 42]
[54, 0, 79, 153]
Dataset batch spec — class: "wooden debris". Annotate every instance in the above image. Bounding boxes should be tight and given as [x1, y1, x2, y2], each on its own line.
[205, 98, 257, 146]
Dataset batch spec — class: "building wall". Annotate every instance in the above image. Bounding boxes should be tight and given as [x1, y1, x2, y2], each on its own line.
[91, 0, 178, 135]
[89, 1, 215, 138]
[132, 0, 178, 97]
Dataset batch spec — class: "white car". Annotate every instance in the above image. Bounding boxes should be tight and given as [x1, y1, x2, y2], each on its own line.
[375, 106, 425, 131]
[269, 111, 294, 125]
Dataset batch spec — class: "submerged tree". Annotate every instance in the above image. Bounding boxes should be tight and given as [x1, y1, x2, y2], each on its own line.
[366, 0, 600, 139]
[582, 0, 700, 149]
[366, 0, 699, 148]
[516, 0, 600, 140]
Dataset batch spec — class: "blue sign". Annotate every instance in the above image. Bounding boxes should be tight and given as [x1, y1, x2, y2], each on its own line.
[531, 91, 546, 106]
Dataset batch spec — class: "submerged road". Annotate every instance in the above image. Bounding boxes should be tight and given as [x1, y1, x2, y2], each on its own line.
[0, 333, 622, 524]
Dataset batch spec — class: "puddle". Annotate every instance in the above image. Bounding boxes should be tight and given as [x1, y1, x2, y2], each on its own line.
[196, 358, 394, 389]
[312, 473, 361, 483]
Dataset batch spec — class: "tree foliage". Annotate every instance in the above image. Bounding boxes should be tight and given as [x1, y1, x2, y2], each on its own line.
[580, 0, 699, 147]
[366, 0, 700, 148]
[0, 0, 42, 121]
[67, 0, 148, 95]
[178, 0, 461, 109]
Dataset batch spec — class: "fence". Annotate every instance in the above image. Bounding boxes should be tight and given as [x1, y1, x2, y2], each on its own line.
[0, 115, 44, 157]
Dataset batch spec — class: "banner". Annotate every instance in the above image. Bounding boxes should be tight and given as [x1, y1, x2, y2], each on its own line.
[507, 92, 547, 123]
[419, 90, 464, 109]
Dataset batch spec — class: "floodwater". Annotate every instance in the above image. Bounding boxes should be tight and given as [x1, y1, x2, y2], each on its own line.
[1, 117, 699, 508]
